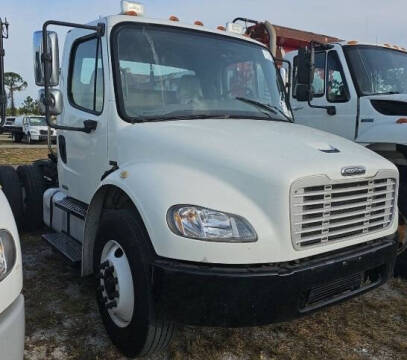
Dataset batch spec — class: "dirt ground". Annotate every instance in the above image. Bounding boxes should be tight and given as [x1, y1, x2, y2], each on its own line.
[1, 148, 406, 360]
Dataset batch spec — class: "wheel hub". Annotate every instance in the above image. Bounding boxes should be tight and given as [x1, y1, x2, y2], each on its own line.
[98, 240, 134, 328]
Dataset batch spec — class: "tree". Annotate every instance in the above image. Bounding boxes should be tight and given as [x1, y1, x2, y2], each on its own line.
[4, 72, 27, 116]
[19, 96, 40, 115]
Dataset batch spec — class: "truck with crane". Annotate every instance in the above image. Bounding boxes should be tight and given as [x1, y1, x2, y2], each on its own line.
[0, 3, 403, 357]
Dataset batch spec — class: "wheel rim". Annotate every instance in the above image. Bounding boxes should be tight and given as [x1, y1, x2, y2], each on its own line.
[98, 240, 134, 328]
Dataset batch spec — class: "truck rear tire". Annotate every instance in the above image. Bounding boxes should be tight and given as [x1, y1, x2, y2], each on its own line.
[0, 166, 23, 228]
[17, 165, 46, 231]
[94, 209, 175, 358]
[12, 133, 22, 143]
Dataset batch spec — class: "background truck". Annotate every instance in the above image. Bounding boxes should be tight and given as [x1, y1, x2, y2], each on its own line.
[6, 115, 56, 143]
[235, 18, 407, 242]
[0, 177, 25, 360]
[0, 2, 402, 357]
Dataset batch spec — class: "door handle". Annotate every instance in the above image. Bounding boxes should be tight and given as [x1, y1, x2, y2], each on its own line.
[83, 119, 98, 133]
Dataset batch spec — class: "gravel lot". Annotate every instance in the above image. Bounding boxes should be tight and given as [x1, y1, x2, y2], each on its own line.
[0, 147, 406, 360]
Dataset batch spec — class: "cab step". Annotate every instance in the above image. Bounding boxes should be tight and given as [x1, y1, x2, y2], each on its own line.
[42, 232, 82, 263]
[55, 197, 88, 220]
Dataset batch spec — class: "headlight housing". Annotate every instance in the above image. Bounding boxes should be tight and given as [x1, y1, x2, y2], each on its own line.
[167, 205, 257, 242]
[0, 230, 16, 282]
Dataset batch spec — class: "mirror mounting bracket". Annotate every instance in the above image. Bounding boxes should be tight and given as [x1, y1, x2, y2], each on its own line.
[42, 20, 105, 132]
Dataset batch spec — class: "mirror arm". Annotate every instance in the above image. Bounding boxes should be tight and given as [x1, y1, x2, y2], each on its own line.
[41, 20, 105, 132]
[275, 57, 292, 93]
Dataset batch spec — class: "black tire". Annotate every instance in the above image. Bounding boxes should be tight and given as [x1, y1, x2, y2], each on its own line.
[17, 164, 46, 231]
[27, 133, 32, 144]
[398, 181, 407, 218]
[12, 133, 22, 143]
[0, 166, 23, 228]
[94, 209, 175, 358]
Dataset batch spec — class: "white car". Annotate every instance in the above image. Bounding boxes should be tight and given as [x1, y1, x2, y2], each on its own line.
[0, 188, 24, 360]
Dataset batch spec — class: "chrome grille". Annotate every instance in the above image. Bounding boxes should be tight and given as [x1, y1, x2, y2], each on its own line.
[291, 173, 397, 249]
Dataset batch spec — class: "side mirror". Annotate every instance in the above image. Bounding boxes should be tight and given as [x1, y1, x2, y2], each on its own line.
[38, 89, 63, 116]
[295, 84, 310, 102]
[297, 47, 313, 85]
[33, 31, 60, 87]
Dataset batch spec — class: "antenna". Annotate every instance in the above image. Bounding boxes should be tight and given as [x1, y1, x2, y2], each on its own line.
[0, 17, 9, 126]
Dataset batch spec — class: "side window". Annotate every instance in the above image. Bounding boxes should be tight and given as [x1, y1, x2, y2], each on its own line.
[326, 51, 349, 103]
[69, 37, 104, 113]
[292, 52, 325, 98]
[312, 52, 326, 97]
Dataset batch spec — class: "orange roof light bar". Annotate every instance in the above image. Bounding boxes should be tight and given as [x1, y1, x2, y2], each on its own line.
[121, 1, 144, 16]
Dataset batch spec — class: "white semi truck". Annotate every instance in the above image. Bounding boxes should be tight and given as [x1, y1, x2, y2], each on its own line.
[0, 182, 24, 360]
[0, 2, 402, 357]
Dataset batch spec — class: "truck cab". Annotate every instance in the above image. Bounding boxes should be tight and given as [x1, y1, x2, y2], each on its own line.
[12, 115, 56, 143]
[0, 2, 401, 357]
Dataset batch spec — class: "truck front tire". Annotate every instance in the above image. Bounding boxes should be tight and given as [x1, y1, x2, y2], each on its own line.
[0, 166, 23, 228]
[94, 209, 174, 358]
[17, 165, 46, 231]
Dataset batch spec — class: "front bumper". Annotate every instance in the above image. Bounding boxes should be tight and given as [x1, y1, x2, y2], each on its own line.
[152, 235, 397, 327]
[0, 294, 24, 360]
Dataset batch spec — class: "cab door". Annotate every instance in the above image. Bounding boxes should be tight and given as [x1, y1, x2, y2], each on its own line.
[58, 30, 108, 204]
[291, 49, 358, 140]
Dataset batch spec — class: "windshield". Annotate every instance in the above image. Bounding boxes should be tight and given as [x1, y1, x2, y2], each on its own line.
[112, 23, 292, 122]
[29, 117, 46, 126]
[344, 45, 407, 96]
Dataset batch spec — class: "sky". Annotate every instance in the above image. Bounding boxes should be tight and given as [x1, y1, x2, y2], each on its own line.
[1, 0, 407, 106]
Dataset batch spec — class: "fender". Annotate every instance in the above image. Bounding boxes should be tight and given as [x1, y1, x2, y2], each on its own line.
[82, 160, 285, 275]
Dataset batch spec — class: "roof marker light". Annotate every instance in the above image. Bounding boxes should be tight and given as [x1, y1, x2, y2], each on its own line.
[384, 43, 391, 48]
[347, 40, 358, 45]
[226, 22, 245, 35]
[194, 20, 204, 26]
[397, 118, 407, 124]
[393, 45, 400, 50]
[217, 25, 226, 31]
[169, 15, 179, 22]
[121, 1, 144, 16]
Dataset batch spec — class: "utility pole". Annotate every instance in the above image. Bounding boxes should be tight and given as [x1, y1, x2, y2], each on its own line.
[0, 18, 9, 127]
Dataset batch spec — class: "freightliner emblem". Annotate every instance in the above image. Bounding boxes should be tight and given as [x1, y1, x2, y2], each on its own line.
[341, 166, 366, 176]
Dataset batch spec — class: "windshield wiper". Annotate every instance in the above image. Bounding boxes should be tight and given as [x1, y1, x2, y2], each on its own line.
[369, 91, 400, 96]
[235, 97, 293, 122]
[132, 114, 233, 123]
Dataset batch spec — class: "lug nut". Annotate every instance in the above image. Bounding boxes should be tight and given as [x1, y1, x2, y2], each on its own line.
[106, 300, 117, 309]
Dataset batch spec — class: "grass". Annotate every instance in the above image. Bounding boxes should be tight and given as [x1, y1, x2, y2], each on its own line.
[0, 148, 50, 165]
[2, 140, 406, 360]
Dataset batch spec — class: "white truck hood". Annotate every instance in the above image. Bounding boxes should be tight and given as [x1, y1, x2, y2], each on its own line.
[113, 119, 397, 264]
[358, 93, 407, 146]
[119, 119, 394, 182]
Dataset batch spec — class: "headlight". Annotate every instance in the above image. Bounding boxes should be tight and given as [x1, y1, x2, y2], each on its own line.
[167, 205, 257, 242]
[0, 230, 16, 282]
